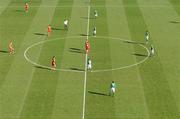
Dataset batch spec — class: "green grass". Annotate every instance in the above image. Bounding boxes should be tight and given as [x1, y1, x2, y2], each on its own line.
[0, 0, 180, 119]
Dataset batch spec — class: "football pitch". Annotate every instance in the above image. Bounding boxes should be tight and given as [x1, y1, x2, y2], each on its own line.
[0, 0, 180, 119]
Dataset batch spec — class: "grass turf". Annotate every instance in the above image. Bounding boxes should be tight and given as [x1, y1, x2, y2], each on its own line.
[0, 0, 180, 119]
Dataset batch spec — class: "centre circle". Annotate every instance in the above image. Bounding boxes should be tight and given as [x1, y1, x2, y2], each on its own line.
[24, 36, 150, 73]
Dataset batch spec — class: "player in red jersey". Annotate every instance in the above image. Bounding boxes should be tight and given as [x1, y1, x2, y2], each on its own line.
[47, 25, 52, 37]
[24, 3, 29, 13]
[51, 56, 56, 70]
[85, 40, 90, 54]
[8, 41, 15, 54]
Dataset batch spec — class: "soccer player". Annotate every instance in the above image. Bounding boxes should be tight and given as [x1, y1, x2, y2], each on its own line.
[51, 56, 56, 70]
[109, 81, 116, 97]
[94, 10, 98, 18]
[47, 25, 51, 37]
[93, 27, 96, 37]
[87, 58, 92, 70]
[85, 40, 90, 54]
[64, 20, 68, 30]
[24, 3, 29, 13]
[8, 41, 15, 54]
[145, 30, 150, 44]
[150, 45, 155, 56]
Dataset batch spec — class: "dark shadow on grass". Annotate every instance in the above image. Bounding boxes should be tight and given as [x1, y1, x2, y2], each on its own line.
[132, 53, 148, 57]
[52, 27, 64, 31]
[34, 33, 47, 36]
[34, 66, 51, 70]
[79, 33, 90, 36]
[69, 48, 83, 51]
[88, 91, 110, 97]
[0, 50, 9, 53]
[123, 40, 144, 45]
[15, 9, 24, 12]
[69, 68, 84, 71]
[169, 21, 180, 24]
[69, 48, 85, 54]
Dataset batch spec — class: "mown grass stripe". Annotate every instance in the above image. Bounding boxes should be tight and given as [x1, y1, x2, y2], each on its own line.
[18, 0, 67, 119]
[169, 0, 180, 15]
[0, 0, 11, 15]
[123, 0, 180, 118]
[0, 0, 61, 119]
[85, 1, 116, 119]
[105, 0, 150, 118]
[51, 0, 86, 118]
[0, 0, 42, 88]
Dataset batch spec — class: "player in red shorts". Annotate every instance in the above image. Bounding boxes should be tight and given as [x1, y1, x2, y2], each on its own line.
[24, 3, 29, 13]
[51, 56, 56, 70]
[85, 40, 90, 54]
[47, 25, 52, 37]
[8, 41, 15, 54]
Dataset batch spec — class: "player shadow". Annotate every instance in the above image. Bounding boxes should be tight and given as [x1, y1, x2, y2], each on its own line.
[0, 50, 9, 53]
[169, 21, 180, 24]
[15, 9, 25, 12]
[81, 17, 96, 19]
[69, 68, 85, 71]
[34, 33, 47, 36]
[88, 91, 110, 97]
[69, 48, 85, 54]
[34, 66, 51, 70]
[51, 27, 64, 31]
[79, 33, 90, 36]
[123, 40, 144, 45]
[132, 53, 148, 57]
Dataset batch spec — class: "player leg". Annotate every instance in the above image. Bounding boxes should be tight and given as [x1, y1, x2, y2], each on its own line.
[48, 31, 51, 37]
[94, 31, 96, 37]
[11, 47, 15, 54]
[151, 49, 154, 56]
[112, 88, 115, 96]
[89, 63, 92, 70]
[87, 64, 90, 70]
[146, 35, 149, 44]
[86, 49, 89, 54]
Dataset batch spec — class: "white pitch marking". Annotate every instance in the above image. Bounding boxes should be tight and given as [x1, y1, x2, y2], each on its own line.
[91, 44, 150, 73]
[0, 5, 175, 8]
[24, 36, 150, 73]
[24, 36, 85, 73]
[82, 1, 91, 119]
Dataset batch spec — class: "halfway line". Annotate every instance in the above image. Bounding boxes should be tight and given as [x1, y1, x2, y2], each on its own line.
[82, 1, 91, 119]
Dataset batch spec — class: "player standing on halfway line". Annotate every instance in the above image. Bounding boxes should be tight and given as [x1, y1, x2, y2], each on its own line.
[145, 30, 150, 44]
[87, 58, 92, 70]
[9, 41, 15, 54]
[24, 2, 29, 13]
[94, 10, 98, 18]
[109, 81, 116, 97]
[93, 27, 96, 37]
[85, 40, 90, 54]
[150, 45, 155, 56]
[51, 56, 56, 70]
[47, 25, 52, 37]
[64, 20, 69, 30]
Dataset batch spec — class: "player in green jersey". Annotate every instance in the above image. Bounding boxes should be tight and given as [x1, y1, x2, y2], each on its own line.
[145, 30, 150, 44]
[109, 81, 116, 96]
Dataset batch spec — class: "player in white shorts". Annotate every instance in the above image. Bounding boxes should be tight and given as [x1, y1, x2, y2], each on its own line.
[150, 45, 155, 56]
[93, 27, 96, 37]
[87, 58, 92, 70]
[94, 10, 98, 18]
[145, 30, 149, 44]
[110, 81, 116, 96]
[64, 20, 68, 30]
